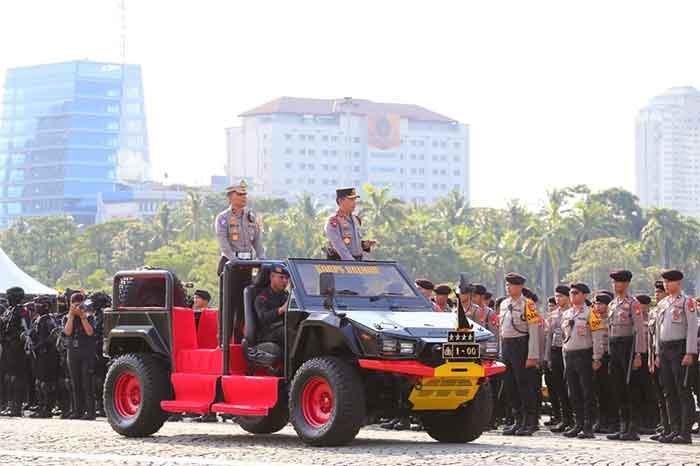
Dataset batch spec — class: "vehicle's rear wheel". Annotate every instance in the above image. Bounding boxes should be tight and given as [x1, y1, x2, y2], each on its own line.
[290, 357, 365, 446]
[104, 353, 171, 437]
[420, 381, 492, 443]
[237, 386, 289, 434]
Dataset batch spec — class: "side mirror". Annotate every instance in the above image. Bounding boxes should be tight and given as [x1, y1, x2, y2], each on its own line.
[319, 272, 335, 296]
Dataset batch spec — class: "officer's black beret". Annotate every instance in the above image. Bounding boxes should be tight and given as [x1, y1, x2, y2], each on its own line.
[5, 287, 24, 297]
[570, 282, 591, 294]
[554, 285, 570, 295]
[194, 289, 211, 301]
[610, 269, 633, 282]
[636, 294, 652, 305]
[434, 284, 452, 295]
[585, 299, 592, 307]
[415, 278, 434, 290]
[597, 289, 614, 299]
[594, 294, 612, 305]
[661, 269, 684, 281]
[336, 187, 360, 199]
[271, 264, 290, 277]
[523, 287, 538, 303]
[505, 272, 526, 285]
[548, 296, 556, 306]
[654, 280, 665, 291]
[472, 284, 487, 295]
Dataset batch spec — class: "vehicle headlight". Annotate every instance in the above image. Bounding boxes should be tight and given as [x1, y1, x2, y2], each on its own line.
[480, 337, 499, 359]
[380, 337, 416, 356]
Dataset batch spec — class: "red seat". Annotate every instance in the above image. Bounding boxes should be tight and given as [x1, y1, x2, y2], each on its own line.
[160, 373, 218, 414]
[171, 307, 198, 372]
[229, 344, 247, 374]
[176, 349, 223, 375]
[211, 375, 281, 416]
[197, 308, 219, 349]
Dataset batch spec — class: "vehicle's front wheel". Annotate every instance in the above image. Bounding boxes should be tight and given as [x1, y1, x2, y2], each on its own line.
[420, 382, 492, 443]
[290, 357, 365, 446]
[104, 353, 171, 437]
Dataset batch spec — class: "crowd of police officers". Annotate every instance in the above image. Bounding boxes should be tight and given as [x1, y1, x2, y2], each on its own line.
[0, 181, 698, 445]
[0, 288, 111, 420]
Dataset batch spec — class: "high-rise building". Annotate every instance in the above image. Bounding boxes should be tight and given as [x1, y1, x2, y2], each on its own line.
[0, 60, 150, 227]
[226, 97, 469, 204]
[636, 86, 700, 217]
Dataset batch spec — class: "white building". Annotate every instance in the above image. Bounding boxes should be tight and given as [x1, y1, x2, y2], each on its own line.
[226, 97, 469, 205]
[95, 183, 186, 223]
[636, 87, 700, 216]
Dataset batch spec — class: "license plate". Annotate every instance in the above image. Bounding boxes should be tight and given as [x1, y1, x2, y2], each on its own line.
[443, 331, 479, 360]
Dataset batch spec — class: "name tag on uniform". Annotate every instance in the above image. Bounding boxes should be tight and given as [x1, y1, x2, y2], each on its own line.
[236, 252, 252, 260]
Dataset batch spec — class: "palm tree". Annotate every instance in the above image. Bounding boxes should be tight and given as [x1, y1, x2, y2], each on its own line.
[523, 219, 566, 295]
[182, 190, 206, 241]
[641, 208, 681, 268]
[151, 204, 176, 248]
[435, 189, 469, 226]
[360, 183, 405, 229]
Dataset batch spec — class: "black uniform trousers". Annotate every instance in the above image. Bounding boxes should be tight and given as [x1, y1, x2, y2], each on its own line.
[501, 336, 537, 423]
[608, 336, 641, 429]
[659, 340, 695, 436]
[565, 348, 594, 428]
[546, 346, 571, 421]
[593, 353, 617, 427]
[218, 256, 253, 344]
[67, 347, 96, 417]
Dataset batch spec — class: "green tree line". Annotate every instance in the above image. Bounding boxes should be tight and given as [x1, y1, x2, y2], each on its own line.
[1, 184, 698, 303]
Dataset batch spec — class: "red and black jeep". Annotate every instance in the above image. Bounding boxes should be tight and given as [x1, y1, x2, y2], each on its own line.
[102, 259, 505, 446]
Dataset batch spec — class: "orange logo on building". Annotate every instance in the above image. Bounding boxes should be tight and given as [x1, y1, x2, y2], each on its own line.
[367, 113, 400, 149]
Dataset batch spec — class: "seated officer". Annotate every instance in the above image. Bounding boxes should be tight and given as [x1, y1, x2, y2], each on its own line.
[254, 265, 291, 355]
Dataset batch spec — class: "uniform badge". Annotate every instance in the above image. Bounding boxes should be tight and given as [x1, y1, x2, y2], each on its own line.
[329, 216, 338, 227]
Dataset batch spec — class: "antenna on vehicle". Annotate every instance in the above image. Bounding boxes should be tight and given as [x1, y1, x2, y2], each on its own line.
[319, 272, 345, 318]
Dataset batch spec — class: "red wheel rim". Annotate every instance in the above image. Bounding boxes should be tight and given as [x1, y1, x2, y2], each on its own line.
[301, 376, 334, 428]
[114, 372, 141, 418]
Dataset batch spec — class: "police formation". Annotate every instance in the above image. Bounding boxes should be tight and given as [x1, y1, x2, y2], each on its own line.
[402, 270, 699, 444]
[0, 288, 112, 419]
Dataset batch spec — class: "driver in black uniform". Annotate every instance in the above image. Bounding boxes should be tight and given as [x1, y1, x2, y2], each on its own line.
[255, 265, 290, 352]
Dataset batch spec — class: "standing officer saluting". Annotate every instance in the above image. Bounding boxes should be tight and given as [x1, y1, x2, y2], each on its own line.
[561, 283, 606, 439]
[215, 180, 265, 275]
[654, 269, 698, 444]
[499, 273, 541, 436]
[324, 187, 375, 261]
[606, 269, 647, 441]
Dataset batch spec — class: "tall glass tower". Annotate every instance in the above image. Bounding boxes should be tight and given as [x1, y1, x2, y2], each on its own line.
[0, 60, 150, 227]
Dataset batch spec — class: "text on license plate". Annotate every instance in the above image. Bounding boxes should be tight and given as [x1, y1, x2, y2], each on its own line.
[442, 343, 480, 359]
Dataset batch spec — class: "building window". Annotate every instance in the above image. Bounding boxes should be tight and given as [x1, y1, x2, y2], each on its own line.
[331, 136, 338, 142]
[353, 137, 360, 143]
[432, 169, 438, 175]
[453, 156, 460, 162]
[285, 179, 292, 184]
[353, 166, 360, 172]
[285, 162, 292, 169]
[285, 147, 293, 154]
[453, 142, 461, 149]
[419, 168, 425, 175]
[453, 170, 461, 176]
[322, 135, 329, 142]
[299, 134, 306, 141]
[308, 135, 315, 141]
[299, 149, 306, 155]
[308, 164, 315, 170]
[285, 133, 292, 140]
[440, 169, 447, 175]
[353, 152, 360, 158]
[432, 155, 438, 162]
[322, 149, 328, 156]
[308, 149, 315, 155]
[418, 154, 425, 160]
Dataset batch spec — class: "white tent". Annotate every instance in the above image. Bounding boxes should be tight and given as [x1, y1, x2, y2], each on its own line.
[0, 248, 57, 295]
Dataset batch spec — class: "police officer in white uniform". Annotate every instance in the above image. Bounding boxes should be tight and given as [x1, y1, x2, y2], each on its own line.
[654, 269, 699, 444]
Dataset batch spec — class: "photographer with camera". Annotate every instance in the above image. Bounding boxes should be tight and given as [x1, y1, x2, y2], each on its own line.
[0, 287, 29, 417]
[62, 292, 96, 420]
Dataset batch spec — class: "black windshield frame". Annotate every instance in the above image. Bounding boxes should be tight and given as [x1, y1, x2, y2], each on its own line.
[286, 258, 433, 311]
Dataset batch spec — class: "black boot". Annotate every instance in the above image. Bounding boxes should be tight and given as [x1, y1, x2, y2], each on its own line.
[578, 423, 595, 439]
[563, 424, 582, 437]
[516, 415, 537, 436]
[502, 416, 522, 436]
[551, 416, 573, 433]
[619, 422, 640, 441]
[659, 431, 680, 443]
[606, 421, 628, 440]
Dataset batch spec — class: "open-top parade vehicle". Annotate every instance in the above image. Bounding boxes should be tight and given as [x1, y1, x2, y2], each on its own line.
[102, 259, 505, 446]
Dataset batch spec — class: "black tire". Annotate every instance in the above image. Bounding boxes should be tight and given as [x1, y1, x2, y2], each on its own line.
[289, 357, 365, 446]
[420, 382, 492, 443]
[237, 386, 290, 434]
[104, 353, 171, 437]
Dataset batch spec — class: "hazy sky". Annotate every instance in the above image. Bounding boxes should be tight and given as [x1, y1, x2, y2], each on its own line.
[1, 1, 699, 209]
